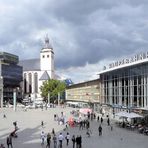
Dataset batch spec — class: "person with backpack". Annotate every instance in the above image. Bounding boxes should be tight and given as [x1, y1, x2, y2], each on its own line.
[65, 132, 70, 146]
[40, 131, 45, 145]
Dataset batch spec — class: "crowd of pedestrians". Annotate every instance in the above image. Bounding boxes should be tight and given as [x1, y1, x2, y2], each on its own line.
[0, 107, 112, 148]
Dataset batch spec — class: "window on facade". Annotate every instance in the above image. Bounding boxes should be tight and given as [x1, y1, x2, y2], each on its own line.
[47, 55, 49, 58]
[34, 73, 38, 93]
[28, 73, 32, 93]
[43, 55, 45, 58]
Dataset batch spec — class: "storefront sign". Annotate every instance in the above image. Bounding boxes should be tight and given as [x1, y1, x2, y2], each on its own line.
[105, 52, 148, 69]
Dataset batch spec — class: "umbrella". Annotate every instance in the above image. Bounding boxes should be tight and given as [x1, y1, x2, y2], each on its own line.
[115, 111, 129, 118]
[128, 112, 143, 118]
[79, 108, 92, 115]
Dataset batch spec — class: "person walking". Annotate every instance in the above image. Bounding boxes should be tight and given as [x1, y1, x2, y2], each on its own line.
[52, 128, 55, 136]
[65, 132, 70, 146]
[40, 131, 45, 145]
[53, 134, 57, 148]
[0, 144, 5, 148]
[6, 135, 13, 148]
[76, 136, 79, 148]
[98, 125, 102, 136]
[46, 133, 51, 148]
[41, 121, 44, 128]
[101, 117, 103, 124]
[58, 133, 64, 148]
[107, 118, 110, 126]
[79, 135, 82, 148]
[71, 135, 76, 148]
[97, 115, 99, 122]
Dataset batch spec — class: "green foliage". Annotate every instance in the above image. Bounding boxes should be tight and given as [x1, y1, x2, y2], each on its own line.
[40, 79, 66, 102]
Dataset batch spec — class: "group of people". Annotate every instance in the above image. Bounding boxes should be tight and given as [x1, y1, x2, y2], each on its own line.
[40, 130, 82, 148]
[0, 121, 18, 148]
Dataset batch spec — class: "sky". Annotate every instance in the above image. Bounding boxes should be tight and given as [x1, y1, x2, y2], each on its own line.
[1, 0, 148, 83]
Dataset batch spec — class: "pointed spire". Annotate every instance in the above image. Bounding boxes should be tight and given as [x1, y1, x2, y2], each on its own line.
[44, 34, 52, 49]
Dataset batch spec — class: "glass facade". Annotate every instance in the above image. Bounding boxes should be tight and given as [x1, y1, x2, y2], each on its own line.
[100, 62, 148, 108]
[1, 63, 22, 102]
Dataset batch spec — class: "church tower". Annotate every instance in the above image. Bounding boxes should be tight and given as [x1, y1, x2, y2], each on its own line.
[40, 35, 54, 79]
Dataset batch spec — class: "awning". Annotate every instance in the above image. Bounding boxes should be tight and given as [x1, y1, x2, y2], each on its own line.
[128, 112, 143, 118]
[115, 111, 143, 118]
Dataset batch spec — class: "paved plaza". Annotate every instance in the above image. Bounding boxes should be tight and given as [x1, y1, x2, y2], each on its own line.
[0, 106, 148, 148]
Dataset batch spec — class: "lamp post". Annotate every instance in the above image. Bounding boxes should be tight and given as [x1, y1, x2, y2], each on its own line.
[13, 88, 17, 111]
[58, 92, 60, 106]
[48, 91, 50, 104]
[0, 76, 3, 108]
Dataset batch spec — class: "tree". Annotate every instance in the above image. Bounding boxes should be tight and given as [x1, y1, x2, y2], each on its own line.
[40, 79, 66, 103]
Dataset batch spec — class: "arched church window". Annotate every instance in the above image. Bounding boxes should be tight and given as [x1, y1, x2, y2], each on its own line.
[24, 73, 27, 93]
[42, 55, 45, 58]
[28, 73, 32, 93]
[47, 55, 49, 58]
[34, 73, 38, 93]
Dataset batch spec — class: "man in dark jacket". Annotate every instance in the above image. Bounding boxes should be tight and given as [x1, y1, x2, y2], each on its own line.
[6, 135, 13, 148]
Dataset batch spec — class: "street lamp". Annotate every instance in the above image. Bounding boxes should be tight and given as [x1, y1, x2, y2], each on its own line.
[48, 91, 50, 104]
[0, 76, 3, 108]
[13, 88, 17, 111]
[58, 92, 60, 106]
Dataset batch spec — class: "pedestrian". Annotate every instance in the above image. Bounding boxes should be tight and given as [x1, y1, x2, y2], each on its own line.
[98, 125, 102, 136]
[101, 117, 103, 124]
[86, 120, 90, 129]
[0, 144, 5, 148]
[65, 132, 70, 146]
[86, 128, 91, 137]
[110, 125, 113, 131]
[3, 114, 6, 118]
[76, 136, 79, 148]
[52, 128, 55, 136]
[79, 135, 82, 148]
[71, 135, 76, 148]
[79, 121, 83, 130]
[40, 131, 45, 145]
[94, 113, 96, 119]
[58, 133, 64, 148]
[41, 121, 44, 128]
[46, 133, 51, 148]
[97, 115, 99, 122]
[6, 135, 13, 148]
[54, 114, 57, 121]
[107, 118, 110, 126]
[53, 134, 57, 148]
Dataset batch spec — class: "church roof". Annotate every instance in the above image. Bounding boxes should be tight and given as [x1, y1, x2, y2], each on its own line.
[39, 71, 50, 80]
[19, 59, 40, 71]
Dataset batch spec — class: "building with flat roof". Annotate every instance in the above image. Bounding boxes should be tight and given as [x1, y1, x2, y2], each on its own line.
[0, 52, 23, 107]
[99, 52, 148, 113]
[65, 79, 100, 110]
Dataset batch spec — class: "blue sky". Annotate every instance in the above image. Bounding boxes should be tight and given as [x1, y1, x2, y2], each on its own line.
[1, 0, 148, 83]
